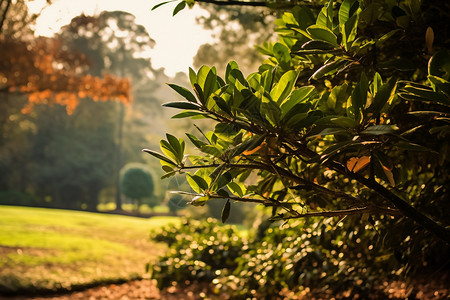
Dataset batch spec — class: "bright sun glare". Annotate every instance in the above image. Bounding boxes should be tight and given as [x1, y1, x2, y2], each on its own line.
[28, 0, 214, 77]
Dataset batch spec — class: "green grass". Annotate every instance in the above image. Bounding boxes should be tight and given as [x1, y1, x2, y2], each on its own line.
[0, 205, 180, 296]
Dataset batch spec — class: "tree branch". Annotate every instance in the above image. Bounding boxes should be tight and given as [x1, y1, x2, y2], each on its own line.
[289, 141, 450, 244]
[181, 159, 360, 204]
[192, 106, 450, 243]
[283, 206, 401, 220]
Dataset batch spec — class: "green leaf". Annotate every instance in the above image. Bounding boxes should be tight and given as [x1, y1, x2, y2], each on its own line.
[163, 102, 201, 110]
[307, 127, 349, 138]
[292, 49, 335, 55]
[166, 134, 184, 161]
[301, 39, 338, 51]
[368, 81, 395, 115]
[167, 84, 197, 103]
[189, 67, 197, 86]
[394, 141, 437, 153]
[280, 86, 315, 119]
[227, 182, 245, 197]
[213, 96, 232, 116]
[327, 83, 348, 111]
[341, 6, 360, 49]
[339, 0, 357, 27]
[214, 123, 240, 143]
[309, 59, 349, 81]
[209, 164, 226, 183]
[316, 0, 334, 30]
[225, 61, 241, 84]
[215, 172, 233, 191]
[221, 199, 231, 223]
[172, 111, 208, 119]
[186, 133, 206, 148]
[273, 43, 291, 69]
[428, 50, 450, 80]
[173, 1, 186, 16]
[186, 173, 208, 193]
[330, 116, 356, 128]
[350, 73, 368, 122]
[160, 140, 179, 163]
[370, 72, 383, 96]
[200, 145, 222, 157]
[228, 69, 248, 88]
[189, 195, 210, 206]
[193, 83, 205, 104]
[270, 70, 298, 105]
[162, 165, 174, 173]
[217, 189, 229, 198]
[142, 149, 177, 167]
[307, 25, 338, 45]
[161, 170, 178, 179]
[151, 0, 176, 10]
[400, 85, 450, 105]
[360, 125, 398, 135]
[261, 98, 281, 127]
[359, 3, 382, 27]
[375, 29, 401, 47]
[428, 75, 450, 97]
[203, 69, 218, 104]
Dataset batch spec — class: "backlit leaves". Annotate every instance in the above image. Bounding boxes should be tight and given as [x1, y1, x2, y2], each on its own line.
[2, 36, 131, 114]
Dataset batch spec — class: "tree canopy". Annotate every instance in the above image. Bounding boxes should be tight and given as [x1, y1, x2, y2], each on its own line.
[0, 0, 131, 115]
[120, 164, 155, 210]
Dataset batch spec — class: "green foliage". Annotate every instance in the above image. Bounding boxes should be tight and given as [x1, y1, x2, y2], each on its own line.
[149, 217, 448, 297]
[147, 0, 450, 244]
[146, 0, 450, 295]
[148, 218, 245, 290]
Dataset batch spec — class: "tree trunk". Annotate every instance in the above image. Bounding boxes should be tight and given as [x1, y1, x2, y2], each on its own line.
[114, 102, 125, 211]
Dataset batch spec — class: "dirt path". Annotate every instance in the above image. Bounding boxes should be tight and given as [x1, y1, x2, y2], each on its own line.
[2, 280, 212, 300]
[2, 275, 448, 300]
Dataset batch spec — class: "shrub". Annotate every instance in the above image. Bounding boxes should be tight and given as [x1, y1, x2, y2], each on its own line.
[120, 164, 155, 211]
[149, 218, 411, 298]
[148, 218, 246, 290]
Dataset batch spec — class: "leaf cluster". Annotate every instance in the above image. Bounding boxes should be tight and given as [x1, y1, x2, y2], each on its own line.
[146, 0, 450, 243]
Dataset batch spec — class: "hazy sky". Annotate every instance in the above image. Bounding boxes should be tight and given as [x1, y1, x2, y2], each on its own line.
[28, 0, 214, 76]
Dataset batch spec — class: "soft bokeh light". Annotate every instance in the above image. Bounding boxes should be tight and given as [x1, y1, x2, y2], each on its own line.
[28, 0, 214, 76]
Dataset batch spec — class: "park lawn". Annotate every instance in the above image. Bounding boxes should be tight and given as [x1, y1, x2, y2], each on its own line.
[0, 205, 180, 296]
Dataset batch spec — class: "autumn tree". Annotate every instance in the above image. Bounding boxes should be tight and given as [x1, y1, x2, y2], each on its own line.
[0, 0, 131, 116]
[0, 2, 138, 210]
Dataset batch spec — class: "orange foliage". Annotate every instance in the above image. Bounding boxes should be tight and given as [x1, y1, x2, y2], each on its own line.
[0, 35, 131, 114]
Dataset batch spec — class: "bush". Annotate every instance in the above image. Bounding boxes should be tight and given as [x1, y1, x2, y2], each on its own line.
[120, 164, 155, 211]
[149, 217, 425, 298]
[148, 218, 245, 290]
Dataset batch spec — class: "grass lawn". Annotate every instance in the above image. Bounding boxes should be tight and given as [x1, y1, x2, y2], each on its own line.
[0, 205, 180, 296]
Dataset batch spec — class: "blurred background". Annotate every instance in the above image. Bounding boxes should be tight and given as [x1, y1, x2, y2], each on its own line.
[0, 0, 274, 221]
